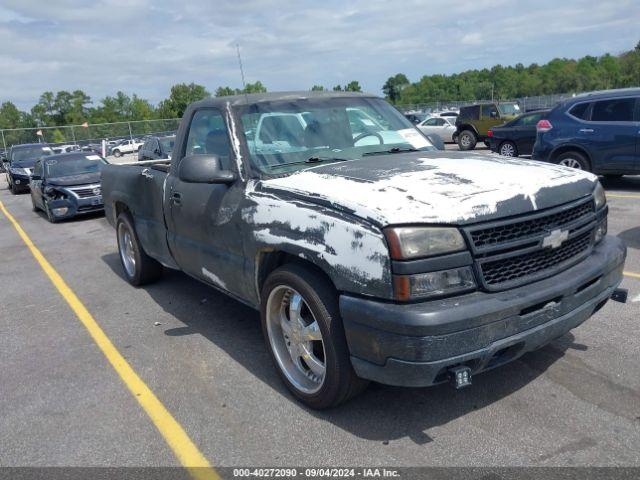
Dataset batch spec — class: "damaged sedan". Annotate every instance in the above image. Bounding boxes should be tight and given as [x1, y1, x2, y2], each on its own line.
[30, 152, 107, 223]
[101, 91, 627, 409]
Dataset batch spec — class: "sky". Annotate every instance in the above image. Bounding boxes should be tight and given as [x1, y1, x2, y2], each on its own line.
[0, 0, 639, 110]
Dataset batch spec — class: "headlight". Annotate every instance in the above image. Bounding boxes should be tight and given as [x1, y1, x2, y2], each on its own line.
[384, 227, 466, 260]
[393, 266, 476, 301]
[10, 167, 28, 175]
[593, 181, 606, 210]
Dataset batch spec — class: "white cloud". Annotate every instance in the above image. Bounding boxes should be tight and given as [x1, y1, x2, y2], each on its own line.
[0, 0, 638, 110]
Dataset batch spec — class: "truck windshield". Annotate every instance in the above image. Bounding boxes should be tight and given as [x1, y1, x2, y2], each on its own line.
[237, 97, 435, 174]
[45, 155, 107, 177]
[497, 103, 521, 116]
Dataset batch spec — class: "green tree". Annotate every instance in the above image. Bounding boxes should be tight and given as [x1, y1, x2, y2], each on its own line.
[344, 81, 362, 92]
[332, 85, 343, 91]
[310, 85, 325, 91]
[157, 83, 210, 118]
[382, 73, 409, 103]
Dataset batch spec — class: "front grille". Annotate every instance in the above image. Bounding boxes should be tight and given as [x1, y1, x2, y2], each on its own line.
[470, 200, 593, 249]
[479, 231, 592, 287]
[70, 185, 100, 198]
[464, 196, 598, 291]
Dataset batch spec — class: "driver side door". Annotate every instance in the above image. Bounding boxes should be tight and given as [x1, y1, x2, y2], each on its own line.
[166, 107, 247, 297]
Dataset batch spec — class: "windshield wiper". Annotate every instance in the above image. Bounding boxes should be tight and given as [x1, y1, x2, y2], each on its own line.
[362, 147, 418, 156]
[266, 156, 350, 170]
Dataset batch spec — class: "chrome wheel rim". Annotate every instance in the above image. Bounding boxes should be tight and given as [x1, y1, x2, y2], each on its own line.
[117, 223, 136, 278]
[460, 134, 471, 147]
[559, 158, 582, 169]
[266, 285, 326, 394]
[500, 143, 515, 156]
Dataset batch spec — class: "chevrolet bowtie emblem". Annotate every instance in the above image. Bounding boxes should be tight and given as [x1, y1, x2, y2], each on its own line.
[542, 228, 569, 249]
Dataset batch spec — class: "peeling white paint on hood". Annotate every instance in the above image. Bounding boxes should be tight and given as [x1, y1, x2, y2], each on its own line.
[261, 154, 597, 225]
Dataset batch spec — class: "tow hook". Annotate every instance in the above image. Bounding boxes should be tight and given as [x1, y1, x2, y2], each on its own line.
[448, 366, 472, 389]
[611, 288, 628, 303]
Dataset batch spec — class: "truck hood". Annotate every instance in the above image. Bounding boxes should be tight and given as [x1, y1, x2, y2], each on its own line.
[260, 151, 597, 226]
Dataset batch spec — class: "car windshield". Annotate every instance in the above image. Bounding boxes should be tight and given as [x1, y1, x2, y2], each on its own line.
[159, 137, 175, 153]
[497, 103, 521, 116]
[44, 155, 107, 177]
[238, 97, 435, 174]
[12, 146, 53, 166]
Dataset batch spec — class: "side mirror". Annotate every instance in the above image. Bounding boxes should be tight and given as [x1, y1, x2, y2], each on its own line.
[426, 134, 445, 150]
[178, 154, 236, 184]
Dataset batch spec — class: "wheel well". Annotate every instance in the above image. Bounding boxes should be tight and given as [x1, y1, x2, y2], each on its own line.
[256, 250, 336, 297]
[457, 125, 478, 138]
[551, 145, 591, 166]
[114, 201, 130, 222]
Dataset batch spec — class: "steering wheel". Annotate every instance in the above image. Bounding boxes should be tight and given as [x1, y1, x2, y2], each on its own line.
[353, 131, 384, 145]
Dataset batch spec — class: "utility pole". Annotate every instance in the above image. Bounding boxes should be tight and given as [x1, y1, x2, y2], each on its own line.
[1, 129, 6, 152]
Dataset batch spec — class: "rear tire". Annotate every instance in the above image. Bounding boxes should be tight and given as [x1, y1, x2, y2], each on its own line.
[458, 130, 477, 151]
[116, 212, 162, 286]
[499, 141, 518, 157]
[261, 263, 368, 409]
[555, 151, 590, 171]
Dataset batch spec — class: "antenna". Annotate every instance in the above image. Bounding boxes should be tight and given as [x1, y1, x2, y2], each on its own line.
[236, 43, 249, 103]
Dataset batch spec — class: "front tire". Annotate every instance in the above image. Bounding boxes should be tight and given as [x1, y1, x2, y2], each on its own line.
[555, 151, 590, 171]
[261, 264, 368, 409]
[499, 141, 518, 157]
[458, 130, 477, 151]
[45, 202, 57, 223]
[113, 149, 122, 158]
[116, 212, 162, 286]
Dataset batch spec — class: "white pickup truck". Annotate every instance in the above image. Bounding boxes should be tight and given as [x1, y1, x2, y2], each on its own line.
[111, 139, 143, 157]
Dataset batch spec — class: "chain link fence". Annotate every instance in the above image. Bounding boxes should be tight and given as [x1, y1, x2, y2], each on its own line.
[0, 118, 181, 155]
[396, 93, 574, 114]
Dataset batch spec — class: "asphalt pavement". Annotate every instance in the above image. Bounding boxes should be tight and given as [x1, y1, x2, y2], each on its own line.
[1, 156, 639, 470]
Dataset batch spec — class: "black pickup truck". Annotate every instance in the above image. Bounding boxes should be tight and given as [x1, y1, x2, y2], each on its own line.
[102, 91, 626, 408]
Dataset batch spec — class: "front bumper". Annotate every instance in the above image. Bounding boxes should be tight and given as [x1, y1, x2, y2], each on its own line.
[11, 174, 31, 190]
[47, 195, 104, 220]
[340, 235, 626, 387]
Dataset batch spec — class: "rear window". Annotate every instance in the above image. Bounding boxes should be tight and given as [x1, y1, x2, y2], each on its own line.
[591, 98, 635, 122]
[569, 103, 590, 120]
[458, 105, 479, 121]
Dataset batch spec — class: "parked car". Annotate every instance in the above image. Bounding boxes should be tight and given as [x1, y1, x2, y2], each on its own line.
[439, 111, 459, 118]
[532, 88, 640, 176]
[29, 152, 107, 222]
[417, 116, 457, 143]
[455, 102, 521, 150]
[102, 91, 625, 409]
[138, 135, 176, 161]
[404, 112, 428, 124]
[51, 144, 79, 154]
[5, 143, 53, 194]
[488, 110, 550, 157]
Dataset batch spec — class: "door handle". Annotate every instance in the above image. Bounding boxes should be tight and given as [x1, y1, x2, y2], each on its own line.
[141, 168, 153, 179]
[579, 128, 594, 133]
[171, 192, 182, 205]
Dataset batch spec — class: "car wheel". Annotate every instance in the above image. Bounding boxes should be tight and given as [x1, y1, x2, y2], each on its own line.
[116, 212, 162, 286]
[458, 130, 477, 151]
[10, 180, 19, 195]
[499, 141, 518, 157]
[261, 263, 368, 409]
[113, 149, 121, 158]
[556, 151, 590, 171]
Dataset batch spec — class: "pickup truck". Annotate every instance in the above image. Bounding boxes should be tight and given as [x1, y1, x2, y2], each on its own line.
[110, 139, 143, 157]
[102, 91, 626, 409]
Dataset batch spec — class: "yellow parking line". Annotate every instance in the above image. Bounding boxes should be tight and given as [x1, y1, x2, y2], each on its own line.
[624, 271, 640, 280]
[607, 194, 640, 199]
[0, 200, 219, 480]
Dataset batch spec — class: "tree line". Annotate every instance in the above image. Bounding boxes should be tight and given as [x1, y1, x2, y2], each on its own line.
[384, 41, 640, 105]
[1, 41, 639, 138]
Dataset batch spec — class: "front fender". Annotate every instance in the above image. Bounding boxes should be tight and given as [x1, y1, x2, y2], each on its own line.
[243, 191, 393, 302]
